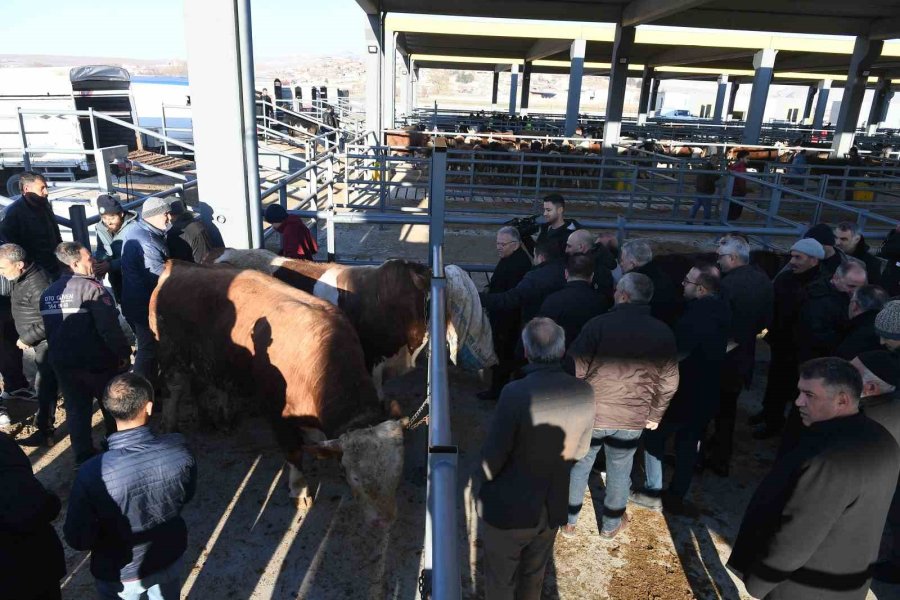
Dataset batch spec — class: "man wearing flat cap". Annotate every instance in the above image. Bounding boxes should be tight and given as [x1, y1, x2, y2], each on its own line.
[121, 197, 172, 385]
[93, 194, 137, 302]
[754, 238, 825, 438]
[803, 223, 846, 277]
[851, 350, 900, 584]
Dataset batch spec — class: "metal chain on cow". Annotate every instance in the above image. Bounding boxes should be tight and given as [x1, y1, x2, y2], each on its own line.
[406, 395, 430, 430]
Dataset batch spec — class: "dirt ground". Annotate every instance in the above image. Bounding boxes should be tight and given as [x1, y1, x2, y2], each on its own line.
[6, 225, 900, 600]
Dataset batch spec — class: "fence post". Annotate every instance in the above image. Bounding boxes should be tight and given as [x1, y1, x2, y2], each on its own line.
[616, 214, 626, 248]
[429, 139, 448, 266]
[17, 109, 31, 171]
[379, 147, 387, 212]
[68, 205, 91, 251]
[327, 155, 336, 261]
[279, 185, 288, 209]
[721, 174, 735, 224]
[160, 105, 169, 156]
[89, 107, 101, 158]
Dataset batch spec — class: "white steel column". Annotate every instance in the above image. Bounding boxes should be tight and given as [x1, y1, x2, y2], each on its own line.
[382, 30, 398, 130]
[713, 75, 728, 123]
[364, 15, 383, 137]
[833, 36, 884, 156]
[742, 49, 777, 144]
[508, 64, 519, 115]
[812, 79, 832, 129]
[565, 39, 587, 136]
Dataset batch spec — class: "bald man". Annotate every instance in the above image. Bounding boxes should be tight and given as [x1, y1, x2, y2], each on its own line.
[565, 229, 615, 304]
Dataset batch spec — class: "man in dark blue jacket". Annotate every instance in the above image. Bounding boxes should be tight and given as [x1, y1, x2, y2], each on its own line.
[480, 240, 566, 326]
[633, 263, 731, 514]
[42, 242, 131, 466]
[538, 252, 609, 349]
[121, 197, 171, 384]
[64, 373, 197, 600]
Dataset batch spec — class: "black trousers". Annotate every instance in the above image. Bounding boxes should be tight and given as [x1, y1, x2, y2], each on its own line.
[0, 308, 28, 391]
[54, 366, 119, 463]
[761, 345, 798, 427]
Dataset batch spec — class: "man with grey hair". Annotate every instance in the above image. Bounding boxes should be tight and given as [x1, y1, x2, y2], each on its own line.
[477, 317, 594, 599]
[619, 239, 679, 327]
[42, 242, 131, 467]
[707, 236, 773, 475]
[834, 221, 884, 286]
[836, 284, 888, 360]
[564, 272, 678, 540]
[478, 225, 533, 400]
[0, 243, 57, 446]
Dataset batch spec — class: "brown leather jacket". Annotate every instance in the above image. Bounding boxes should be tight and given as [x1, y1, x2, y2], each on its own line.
[566, 303, 679, 430]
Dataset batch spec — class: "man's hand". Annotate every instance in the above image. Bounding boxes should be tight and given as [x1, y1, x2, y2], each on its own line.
[93, 260, 110, 279]
[645, 420, 659, 431]
[15, 339, 29, 351]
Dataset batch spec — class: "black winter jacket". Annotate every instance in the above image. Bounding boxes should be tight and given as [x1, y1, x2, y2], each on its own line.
[10, 263, 51, 347]
[0, 432, 66, 597]
[477, 363, 595, 529]
[64, 426, 197, 582]
[721, 264, 773, 387]
[486, 247, 532, 355]
[665, 294, 731, 424]
[848, 237, 884, 287]
[480, 259, 566, 325]
[536, 219, 580, 257]
[880, 229, 900, 296]
[728, 413, 900, 600]
[0, 194, 62, 278]
[538, 280, 609, 349]
[794, 277, 850, 362]
[835, 310, 881, 360]
[41, 273, 130, 371]
[166, 212, 214, 264]
[766, 265, 821, 352]
[634, 261, 681, 328]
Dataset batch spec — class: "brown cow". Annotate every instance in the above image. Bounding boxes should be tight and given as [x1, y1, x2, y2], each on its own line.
[149, 260, 404, 524]
[213, 249, 431, 395]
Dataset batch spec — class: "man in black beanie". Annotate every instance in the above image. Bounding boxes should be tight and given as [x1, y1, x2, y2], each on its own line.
[804, 223, 846, 276]
[851, 350, 900, 583]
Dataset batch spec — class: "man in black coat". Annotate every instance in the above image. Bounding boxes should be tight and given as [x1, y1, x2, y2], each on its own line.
[707, 236, 774, 475]
[166, 200, 217, 264]
[477, 318, 594, 600]
[836, 285, 888, 360]
[633, 264, 731, 514]
[619, 238, 680, 327]
[794, 258, 867, 363]
[728, 358, 900, 600]
[850, 350, 900, 584]
[535, 194, 580, 257]
[880, 225, 900, 297]
[834, 222, 884, 286]
[804, 223, 846, 277]
[480, 240, 566, 327]
[0, 172, 62, 279]
[564, 228, 615, 303]
[0, 244, 57, 447]
[478, 226, 533, 400]
[0, 432, 66, 600]
[754, 238, 824, 439]
[538, 252, 609, 349]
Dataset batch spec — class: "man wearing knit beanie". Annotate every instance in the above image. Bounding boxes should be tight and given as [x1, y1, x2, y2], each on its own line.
[753, 237, 825, 438]
[804, 223, 846, 276]
[876, 300, 900, 351]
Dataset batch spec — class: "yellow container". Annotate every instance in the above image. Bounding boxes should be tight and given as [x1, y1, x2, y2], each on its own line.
[853, 182, 873, 202]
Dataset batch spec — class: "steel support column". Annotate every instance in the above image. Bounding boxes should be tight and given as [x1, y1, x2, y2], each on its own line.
[637, 66, 654, 125]
[491, 71, 499, 111]
[713, 74, 728, 123]
[364, 15, 383, 137]
[812, 79, 832, 129]
[382, 30, 398, 131]
[648, 78, 661, 117]
[404, 58, 415, 118]
[726, 81, 740, 120]
[742, 49, 777, 145]
[833, 36, 883, 156]
[867, 76, 893, 135]
[183, 0, 263, 249]
[520, 61, 532, 116]
[602, 26, 634, 153]
[801, 84, 816, 123]
[565, 39, 587, 136]
[508, 64, 519, 116]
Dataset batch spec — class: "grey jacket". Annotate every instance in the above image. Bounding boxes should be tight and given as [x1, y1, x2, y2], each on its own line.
[94, 211, 138, 273]
[477, 362, 595, 529]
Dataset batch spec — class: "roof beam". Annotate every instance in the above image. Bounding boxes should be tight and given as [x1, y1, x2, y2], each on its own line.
[645, 46, 758, 67]
[526, 38, 574, 62]
[870, 16, 900, 41]
[622, 0, 716, 28]
[354, 0, 379, 15]
[655, 10, 870, 36]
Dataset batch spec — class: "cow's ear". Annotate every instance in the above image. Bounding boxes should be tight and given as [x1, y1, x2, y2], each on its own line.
[301, 440, 343, 459]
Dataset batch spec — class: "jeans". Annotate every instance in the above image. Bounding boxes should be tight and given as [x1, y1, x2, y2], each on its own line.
[95, 555, 183, 600]
[568, 428, 643, 533]
[130, 321, 158, 386]
[643, 421, 705, 499]
[53, 366, 118, 463]
[689, 196, 712, 222]
[28, 342, 59, 432]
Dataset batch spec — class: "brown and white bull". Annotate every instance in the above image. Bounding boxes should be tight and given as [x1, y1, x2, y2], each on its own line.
[213, 249, 431, 395]
[149, 260, 404, 524]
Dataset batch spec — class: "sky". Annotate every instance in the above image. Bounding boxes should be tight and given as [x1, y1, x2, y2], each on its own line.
[0, 0, 370, 59]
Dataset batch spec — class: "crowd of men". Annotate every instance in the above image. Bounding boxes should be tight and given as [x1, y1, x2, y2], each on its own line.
[0, 173, 212, 599]
[475, 194, 900, 600]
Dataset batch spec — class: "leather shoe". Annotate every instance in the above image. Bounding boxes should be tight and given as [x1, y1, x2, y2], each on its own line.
[600, 512, 631, 540]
